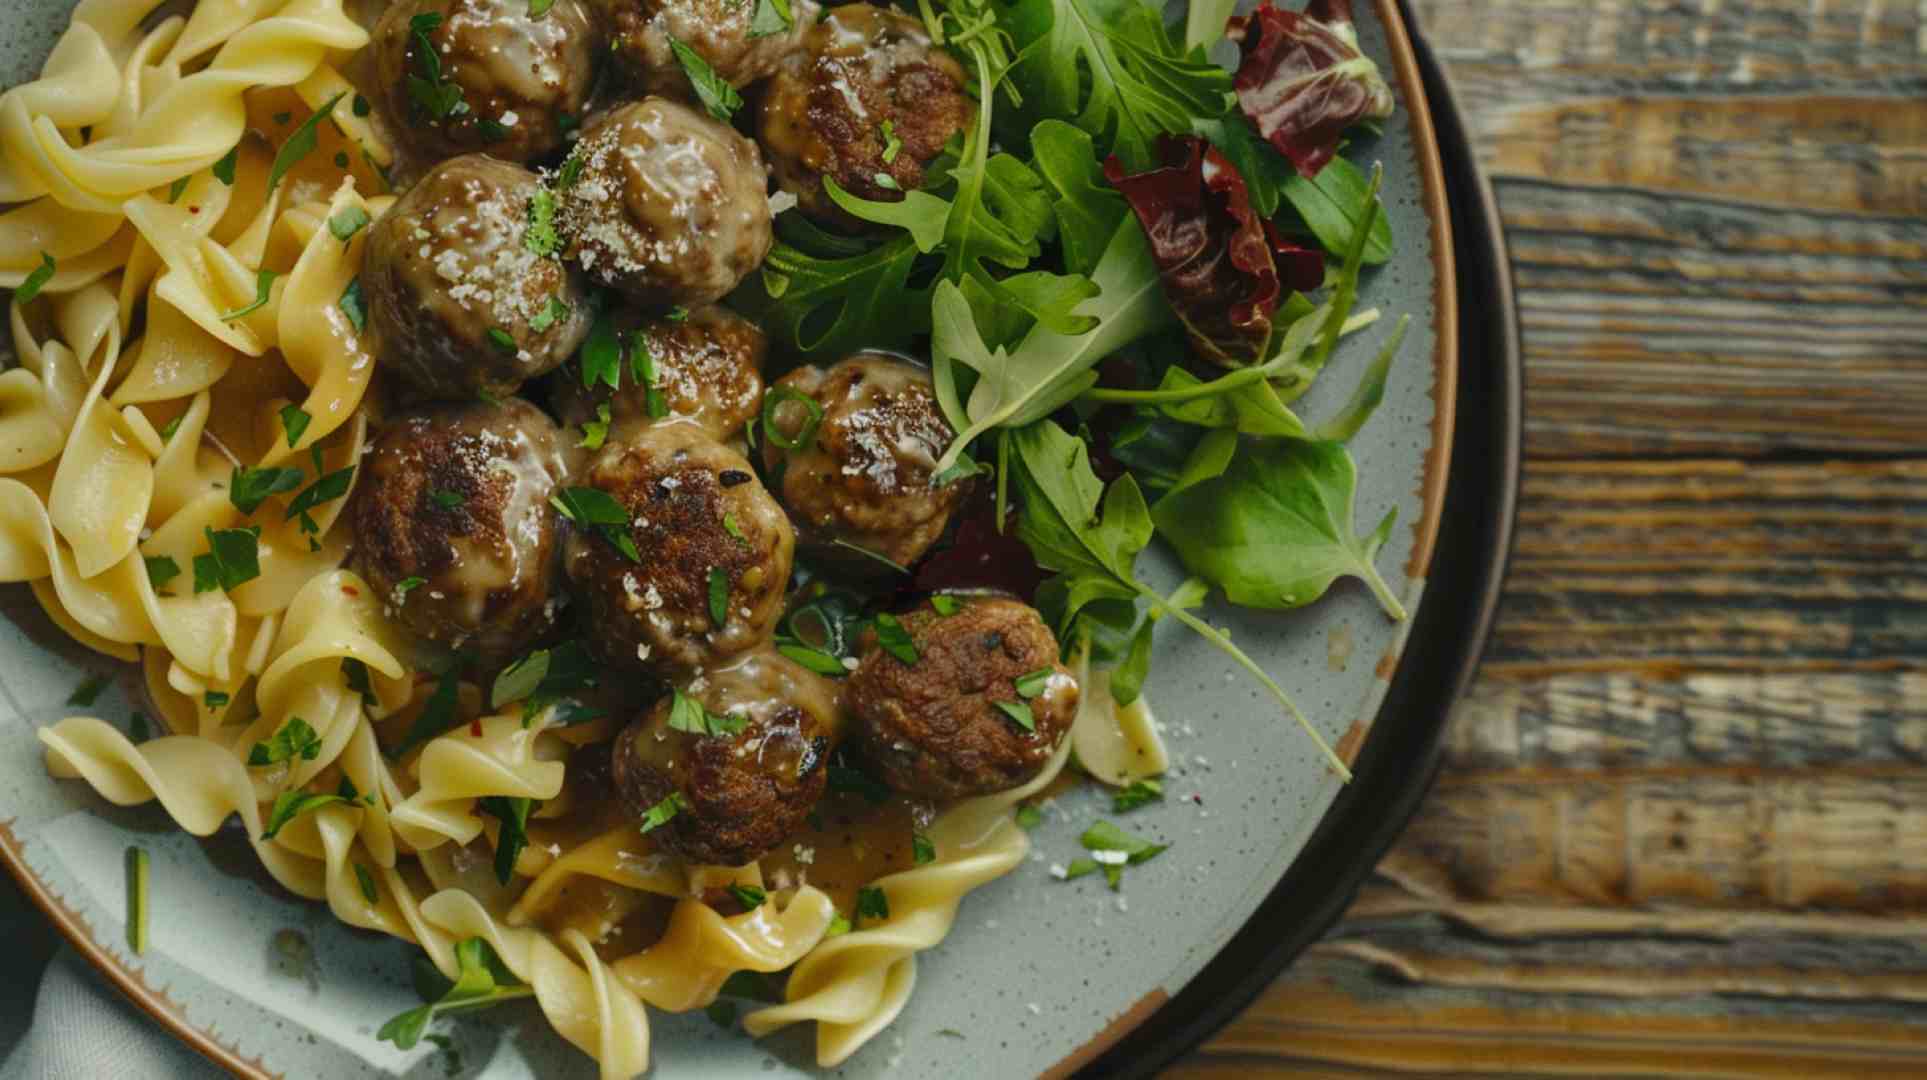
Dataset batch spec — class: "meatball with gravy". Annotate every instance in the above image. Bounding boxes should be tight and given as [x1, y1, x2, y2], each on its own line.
[349, 398, 571, 663]
[373, 0, 603, 165]
[762, 355, 966, 571]
[551, 304, 767, 442]
[758, 4, 973, 229]
[848, 597, 1078, 799]
[595, 0, 815, 100]
[611, 649, 838, 866]
[364, 155, 593, 402]
[563, 423, 793, 679]
[557, 98, 772, 308]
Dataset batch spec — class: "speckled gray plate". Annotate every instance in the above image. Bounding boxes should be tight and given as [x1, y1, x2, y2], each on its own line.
[0, 1, 1455, 1076]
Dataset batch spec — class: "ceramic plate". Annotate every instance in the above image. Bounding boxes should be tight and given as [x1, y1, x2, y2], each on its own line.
[0, 1, 1456, 1075]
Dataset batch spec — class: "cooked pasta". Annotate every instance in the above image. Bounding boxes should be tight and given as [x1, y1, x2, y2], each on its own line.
[1, 0, 1418, 1070]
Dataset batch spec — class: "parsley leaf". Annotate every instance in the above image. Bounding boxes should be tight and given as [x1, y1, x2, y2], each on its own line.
[261, 778, 363, 840]
[855, 885, 889, 923]
[285, 464, 354, 526]
[870, 613, 917, 665]
[668, 37, 742, 121]
[729, 884, 767, 909]
[338, 277, 367, 332]
[144, 555, 181, 591]
[192, 526, 262, 594]
[218, 269, 277, 322]
[912, 832, 936, 864]
[228, 465, 304, 514]
[929, 595, 963, 617]
[328, 206, 371, 243]
[525, 188, 561, 256]
[248, 717, 322, 766]
[551, 486, 639, 562]
[377, 938, 533, 1051]
[212, 146, 239, 185]
[1113, 778, 1163, 812]
[578, 402, 611, 449]
[1074, 819, 1167, 889]
[994, 699, 1035, 732]
[268, 92, 346, 190]
[387, 656, 467, 759]
[639, 791, 686, 834]
[477, 796, 533, 885]
[278, 405, 311, 448]
[667, 689, 749, 738]
[530, 296, 570, 333]
[707, 567, 729, 627]
[15, 252, 55, 304]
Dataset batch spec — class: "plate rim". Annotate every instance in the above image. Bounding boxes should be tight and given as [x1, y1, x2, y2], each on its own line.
[0, 0, 1463, 1075]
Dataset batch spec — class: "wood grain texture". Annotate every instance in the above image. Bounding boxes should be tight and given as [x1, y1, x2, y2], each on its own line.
[1168, 1, 1927, 1075]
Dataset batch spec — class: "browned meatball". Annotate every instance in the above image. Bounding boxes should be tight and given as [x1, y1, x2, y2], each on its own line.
[556, 98, 773, 307]
[364, 155, 593, 402]
[595, 0, 816, 100]
[612, 648, 838, 865]
[847, 597, 1078, 799]
[550, 304, 766, 442]
[762, 355, 967, 571]
[349, 398, 570, 663]
[757, 4, 972, 229]
[563, 423, 793, 679]
[373, 0, 603, 165]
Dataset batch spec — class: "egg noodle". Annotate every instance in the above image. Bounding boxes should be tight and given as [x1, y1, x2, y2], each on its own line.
[0, 3, 1179, 1073]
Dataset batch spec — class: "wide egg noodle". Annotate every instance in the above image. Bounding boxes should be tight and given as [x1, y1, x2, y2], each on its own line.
[389, 710, 569, 852]
[743, 737, 1075, 1066]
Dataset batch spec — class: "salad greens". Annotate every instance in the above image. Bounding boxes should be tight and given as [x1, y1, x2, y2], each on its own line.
[735, 0, 1414, 772]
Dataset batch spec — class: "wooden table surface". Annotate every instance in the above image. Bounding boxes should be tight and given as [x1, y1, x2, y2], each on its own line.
[1168, 1, 1927, 1076]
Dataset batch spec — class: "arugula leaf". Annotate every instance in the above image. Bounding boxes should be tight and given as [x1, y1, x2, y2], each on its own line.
[822, 178, 949, 252]
[269, 92, 346, 190]
[1029, 120, 1128, 277]
[929, 215, 1173, 471]
[1312, 314, 1407, 442]
[707, 567, 730, 627]
[1006, 0, 1232, 171]
[733, 221, 927, 356]
[669, 37, 742, 121]
[1152, 438, 1404, 620]
[1010, 421, 1349, 777]
[377, 938, 533, 1051]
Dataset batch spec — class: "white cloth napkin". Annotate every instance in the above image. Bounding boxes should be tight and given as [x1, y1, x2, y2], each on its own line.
[1, 874, 221, 1080]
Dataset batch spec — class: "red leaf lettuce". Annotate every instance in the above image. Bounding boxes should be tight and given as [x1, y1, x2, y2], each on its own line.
[1227, 0, 1396, 179]
[1104, 135, 1323, 367]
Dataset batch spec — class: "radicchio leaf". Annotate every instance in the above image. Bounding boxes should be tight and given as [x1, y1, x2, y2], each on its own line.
[1104, 135, 1323, 367]
[913, 501, 1048, 602]
[1227, 0, 1396, 180]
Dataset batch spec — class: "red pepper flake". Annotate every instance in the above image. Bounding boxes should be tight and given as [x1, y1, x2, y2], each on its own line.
[341, 585, 360, 597]
[188, 206, 201, 214]
[469, 717, 483, 737]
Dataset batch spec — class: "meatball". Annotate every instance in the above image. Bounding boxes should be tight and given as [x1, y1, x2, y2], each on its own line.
[556, 98, 773, 307]
[612, 648, 838, 865]
[563, 423, 793, 679]
[596, 0, 816, 100]
[762, 355, 967, 571]
[757, 4, 972, 229]
[551, 304, 767, 442]
[349, 398, 571, 662]
[364, 155, 594, 402]
[847, 597, 1078, 799]
[373, 0, 603, 165]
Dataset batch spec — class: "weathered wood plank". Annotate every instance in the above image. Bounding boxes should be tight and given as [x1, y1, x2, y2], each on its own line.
[1498, 181, 1927, 458]
[1486, 460, 1927, 673]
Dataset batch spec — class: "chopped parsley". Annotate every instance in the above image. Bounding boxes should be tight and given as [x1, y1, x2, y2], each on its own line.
[872, 171, 901, 191]
[352, 93, 372, 118]
[278, 405, 311, 448]
[728, 884, 767, 909]
[1062, 820, 1168, 891]
[394, 576, 426, 600]
[203, 690, 230, 711]
[212, 145, 239, 185]
[667, 689, 748, 738]
[871, 613, 917, 665]
[338, 277, 367, 332]
[824, 913, 852, 937]
[167, 176, 190, 204]
[268, 92, 346, 190]
[428, 488, 465, 510]
[386, 654, 468, 759]
[667, 36, 741, 122]
[157, 414, 184, 442]
[477, 796, 533, 885]
[550, 486, 639, 561]
[777, 644, 846, 677]
[577, 402, 611, 450]
[1015, 804, 1043, 830]
[261, 777, 363, 840]
[530, 295, 570, 333]
[404, 15, 467, 122]
[854, 885, 890, 923]
[721, 513, 747, 544]
[638, 791, 686, 834]
[880, 119, 902, 164]
[486, 327, 517, 353]
[525, 189, 562, 256]
[228, 464, 304, 514]
[286, 464, 355, 531]
[66, 674, 110, 707]
[707, 567, 730, 627]
[192, 526, 262, 594]
[748, 0, 793, 37]
[1014, 667, 1054, 699]
[328, 205, 370, 243]
[377, 938, 532, 1051]
[1113, 779, 1163, 813]
[248, 716, 321, 767]
[145, 554, 183, 592]
[218, 269, 277, 323]
[912, 831, 936, 864]
[994, 699, 1035, 732]
[354, 863, 379, 904]
[929, 594, 963, 617]
[529, 0, 557, 14]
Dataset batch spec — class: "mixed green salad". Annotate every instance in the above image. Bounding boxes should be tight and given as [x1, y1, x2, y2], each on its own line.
[736, 0, 1412, 774]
